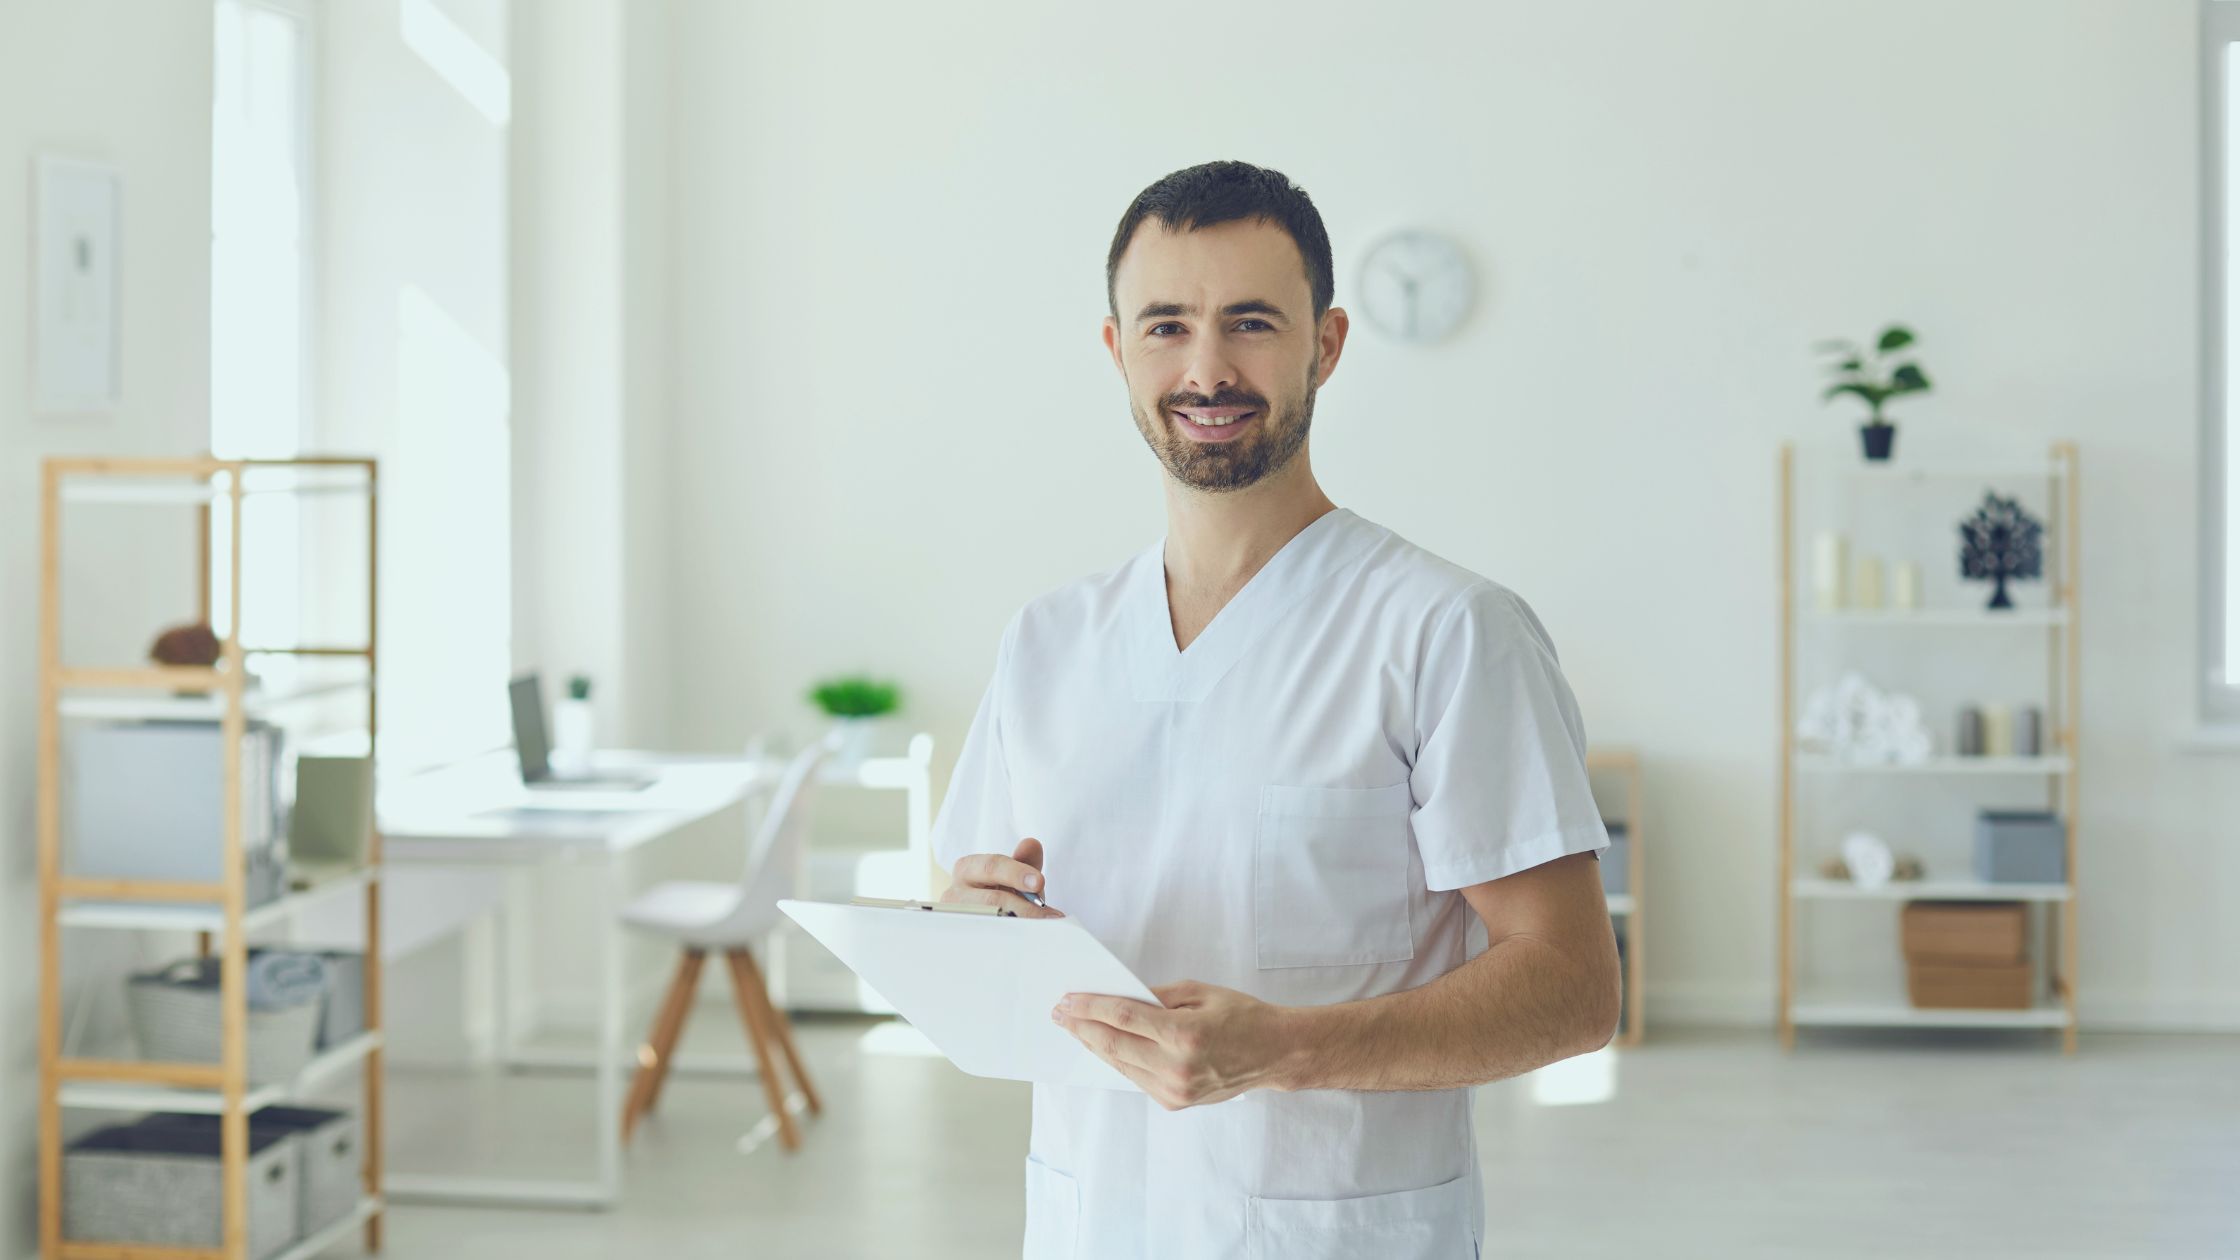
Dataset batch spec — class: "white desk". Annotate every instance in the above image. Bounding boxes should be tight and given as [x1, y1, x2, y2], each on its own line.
[374, 750, 773, 1210]
[365, 742, 934, 1210]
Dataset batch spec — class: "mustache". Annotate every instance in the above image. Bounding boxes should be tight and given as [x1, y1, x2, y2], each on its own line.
[1160, 388, 1269, 412]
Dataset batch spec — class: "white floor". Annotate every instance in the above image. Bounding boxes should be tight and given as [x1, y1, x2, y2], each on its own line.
[328, 1015, 2240, 1260]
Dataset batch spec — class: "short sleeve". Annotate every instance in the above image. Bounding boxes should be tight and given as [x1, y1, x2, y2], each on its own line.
[930, 613, 1021, 875]
[1408, 583, 1608, 891]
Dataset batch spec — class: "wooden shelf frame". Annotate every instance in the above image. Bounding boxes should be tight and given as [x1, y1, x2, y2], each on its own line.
[1776, 443, 2081, 1052]
[1586, 747, 1646, 1047]
[37, 455, 386, 1258]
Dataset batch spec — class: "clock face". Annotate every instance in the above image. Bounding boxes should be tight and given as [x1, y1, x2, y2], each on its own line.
[1356, 230, 1474, 344]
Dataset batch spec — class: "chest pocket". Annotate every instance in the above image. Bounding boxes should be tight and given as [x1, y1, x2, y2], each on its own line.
[1254, 782, 1417, 969]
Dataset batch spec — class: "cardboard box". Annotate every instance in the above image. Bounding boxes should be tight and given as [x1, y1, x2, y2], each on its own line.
[1907, 960, 2035, 1010]
[1901, 901, 2026, 964]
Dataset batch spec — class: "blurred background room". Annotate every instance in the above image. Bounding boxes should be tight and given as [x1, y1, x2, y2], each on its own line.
[0, 1, 2235, 1257]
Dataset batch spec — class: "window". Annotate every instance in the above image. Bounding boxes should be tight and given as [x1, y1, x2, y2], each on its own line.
[210, 0, 312, 650]
[2205, 3, 2240, 725]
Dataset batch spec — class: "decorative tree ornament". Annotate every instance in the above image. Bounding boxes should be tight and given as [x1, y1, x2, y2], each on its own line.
[1958, 492, 2044, 610]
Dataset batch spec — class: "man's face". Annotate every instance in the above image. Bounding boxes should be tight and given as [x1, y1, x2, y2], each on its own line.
[1103, 219, 1345, 493]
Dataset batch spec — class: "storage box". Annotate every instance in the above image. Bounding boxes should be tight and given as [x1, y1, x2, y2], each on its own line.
[1900, 901, 2026, 964]
[153, 1107, 360, 1236]
[127, 962, 322, 1083]
[313, 951, 366, 1050]
[1599, 822, 1629, 897]
[64, 1122, 298, 1260]
[1907, 960, 2035, 1010]
[1974, 810, 2066, 884]
[66, 719, 286, 905]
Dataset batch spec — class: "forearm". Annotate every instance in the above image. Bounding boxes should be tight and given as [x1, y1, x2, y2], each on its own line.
[1269, 933, 1618, 1093]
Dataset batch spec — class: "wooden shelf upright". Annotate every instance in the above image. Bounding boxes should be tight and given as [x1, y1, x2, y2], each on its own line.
[1587, 747, 1647, 1046]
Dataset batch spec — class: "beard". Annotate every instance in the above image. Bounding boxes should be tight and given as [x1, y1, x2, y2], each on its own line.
[1130, 364, 1318, 493]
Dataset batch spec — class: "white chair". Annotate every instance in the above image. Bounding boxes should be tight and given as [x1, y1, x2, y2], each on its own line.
[618, 740, 829, 1152]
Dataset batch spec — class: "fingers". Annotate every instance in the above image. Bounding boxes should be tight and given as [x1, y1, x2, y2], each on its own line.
[941, 882, 1064, 919]
[1056, 994, 1167, 1040]
[1054, 1008, 1164, 1077]
[1011, 836, 1045, 872]
[952, 850, 1047, 898]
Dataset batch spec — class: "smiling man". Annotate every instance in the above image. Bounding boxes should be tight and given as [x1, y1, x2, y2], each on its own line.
[931, 161, 1621, 1260]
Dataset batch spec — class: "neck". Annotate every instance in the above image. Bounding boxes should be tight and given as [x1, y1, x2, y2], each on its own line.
[1161, 455, 1337, 598]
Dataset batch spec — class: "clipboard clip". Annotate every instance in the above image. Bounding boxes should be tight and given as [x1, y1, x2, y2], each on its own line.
[849, 896, 1014, 917]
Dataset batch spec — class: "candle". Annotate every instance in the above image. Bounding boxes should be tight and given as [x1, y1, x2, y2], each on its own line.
[1855, 556, 1885, 610]
[1982, 703, 2013, 758]
[1813, 532, 1849, 611]
[1892, 561, 1922, 611]
[2015, 705, 2042, 757]
[1955, 705, 1984, 756]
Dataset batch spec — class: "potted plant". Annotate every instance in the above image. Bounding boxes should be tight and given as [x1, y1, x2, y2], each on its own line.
[1816, 324, 1932, 461]
[808, 676, 901, 765]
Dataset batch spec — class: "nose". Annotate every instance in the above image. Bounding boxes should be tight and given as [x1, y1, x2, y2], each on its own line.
[1182, 338, 1238, 399]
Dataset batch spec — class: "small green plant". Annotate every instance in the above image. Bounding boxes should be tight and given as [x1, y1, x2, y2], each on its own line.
[1816, 324, 1932, 425]
[809, 676, 901, 718]
[567, 674, 592, 701]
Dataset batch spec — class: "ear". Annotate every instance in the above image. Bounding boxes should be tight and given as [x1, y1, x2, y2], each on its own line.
[1102, 315, 1125, 374]
[1312, 307, 1350, 388]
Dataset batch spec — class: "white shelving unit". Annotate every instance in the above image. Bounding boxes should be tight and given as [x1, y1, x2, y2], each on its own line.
[1790, 878, 2071, 903]
[1790, 993, 2072, 1030]
[1794, 755, 2073, 776]
[1777, 443, 2081, 1052]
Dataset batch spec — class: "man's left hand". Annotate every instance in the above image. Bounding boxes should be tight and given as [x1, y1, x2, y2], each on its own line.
[1053, 981, 1298, 1110]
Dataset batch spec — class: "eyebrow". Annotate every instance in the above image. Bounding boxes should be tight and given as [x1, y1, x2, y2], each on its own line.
[1134, 299, 1292, 324]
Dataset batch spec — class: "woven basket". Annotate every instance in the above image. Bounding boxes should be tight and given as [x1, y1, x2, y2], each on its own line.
[126, 969, 321, 1083]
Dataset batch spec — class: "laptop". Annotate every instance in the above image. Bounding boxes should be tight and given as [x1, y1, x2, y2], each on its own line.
[509, 673, 658, 792]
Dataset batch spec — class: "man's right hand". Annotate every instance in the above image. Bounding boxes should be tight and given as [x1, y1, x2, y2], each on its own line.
[942, 837, 1064, 918]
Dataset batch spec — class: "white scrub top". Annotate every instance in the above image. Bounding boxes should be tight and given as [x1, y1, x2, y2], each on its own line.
[931, 508, 1608, 1260]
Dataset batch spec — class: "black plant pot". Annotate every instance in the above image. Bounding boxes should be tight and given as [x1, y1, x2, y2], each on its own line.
[1859, 422, 1897, 461]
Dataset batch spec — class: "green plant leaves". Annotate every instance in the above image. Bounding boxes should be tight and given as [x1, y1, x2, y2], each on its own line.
[1823, 381, 1889, 408]
[809, 677, 901, 718]
[1818, 325, 1930, 422]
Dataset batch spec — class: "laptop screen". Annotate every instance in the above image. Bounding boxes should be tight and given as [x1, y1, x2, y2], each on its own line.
[508, 674, 552, 782]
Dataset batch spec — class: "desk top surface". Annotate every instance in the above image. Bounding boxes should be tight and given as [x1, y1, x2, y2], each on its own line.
[376, 751, 775, 859]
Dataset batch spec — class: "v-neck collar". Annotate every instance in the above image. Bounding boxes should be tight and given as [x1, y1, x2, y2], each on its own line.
[1124, 507, 1376, 703]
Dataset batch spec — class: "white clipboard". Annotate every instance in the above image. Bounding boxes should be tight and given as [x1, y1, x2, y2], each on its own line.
[777, 898, 1160, 1091]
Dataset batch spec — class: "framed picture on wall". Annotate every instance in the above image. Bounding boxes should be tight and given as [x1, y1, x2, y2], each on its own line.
[33, 153, 122, 414]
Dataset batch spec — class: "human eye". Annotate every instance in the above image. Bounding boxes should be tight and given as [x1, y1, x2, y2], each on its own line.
[1148, 322, 1185, 337]
[1234, 318, 1274, 332]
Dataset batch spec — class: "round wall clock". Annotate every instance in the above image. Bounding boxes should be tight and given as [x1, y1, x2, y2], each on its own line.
[1356, 230, 1475, 344]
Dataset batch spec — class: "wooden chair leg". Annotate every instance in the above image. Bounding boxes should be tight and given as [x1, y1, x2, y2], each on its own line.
[733, 947, 821, 1117]
[723, 949, 802, 1152]
[641, 949, 708, 1116]
[621, 949, 705, 1146]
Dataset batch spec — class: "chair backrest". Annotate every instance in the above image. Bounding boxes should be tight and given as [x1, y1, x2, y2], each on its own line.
[712, 738, 831, 941]
[743, 735, 833, 901]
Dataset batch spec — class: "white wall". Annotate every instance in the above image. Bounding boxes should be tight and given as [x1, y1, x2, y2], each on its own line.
[0, 4, 217, 1252]
[660, 0, 2240, 1028]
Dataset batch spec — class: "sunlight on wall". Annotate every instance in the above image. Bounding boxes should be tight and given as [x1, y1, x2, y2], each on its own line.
[388, 282, 512, 768]
[401, 0, 511, 127]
